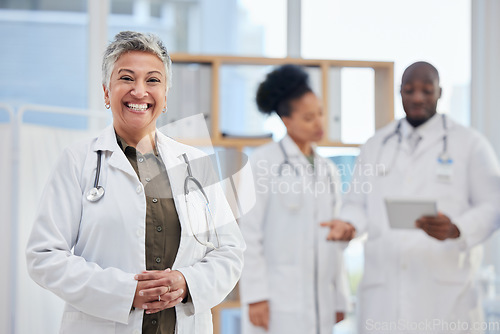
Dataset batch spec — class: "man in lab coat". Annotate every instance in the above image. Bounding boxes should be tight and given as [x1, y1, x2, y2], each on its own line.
[323, 61, 500, 333]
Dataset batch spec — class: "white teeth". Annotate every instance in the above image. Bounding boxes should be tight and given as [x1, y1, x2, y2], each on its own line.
[127, 103, 148, 111]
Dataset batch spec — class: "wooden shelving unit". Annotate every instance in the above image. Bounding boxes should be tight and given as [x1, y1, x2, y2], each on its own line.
[170, 54, 394, 150]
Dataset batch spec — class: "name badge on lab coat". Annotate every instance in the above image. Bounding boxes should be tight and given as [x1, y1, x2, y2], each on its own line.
[436, 157, 453, 182]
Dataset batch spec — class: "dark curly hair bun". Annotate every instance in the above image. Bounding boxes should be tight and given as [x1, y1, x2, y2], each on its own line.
[256, 64, 311, 117]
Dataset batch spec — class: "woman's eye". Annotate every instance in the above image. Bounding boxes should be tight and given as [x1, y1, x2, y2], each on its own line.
[120, 76, 133, 81]
[148, 78, 160, 83]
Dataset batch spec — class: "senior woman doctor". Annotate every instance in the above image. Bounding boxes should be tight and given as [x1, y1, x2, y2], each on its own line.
[26, 31, 245, 334]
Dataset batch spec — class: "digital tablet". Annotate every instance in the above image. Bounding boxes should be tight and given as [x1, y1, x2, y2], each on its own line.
[384, 197, 438, 229]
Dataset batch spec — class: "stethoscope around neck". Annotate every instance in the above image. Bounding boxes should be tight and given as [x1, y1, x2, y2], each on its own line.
[278, 140, 301, 176]
[277, 139, 333, 179]
[85, 149, 220, 249]
[376, 114, 451, 176]
[276, 139, 335, 209]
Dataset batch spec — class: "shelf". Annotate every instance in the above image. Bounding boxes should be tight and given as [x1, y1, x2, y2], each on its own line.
[169, 53, 394, 149]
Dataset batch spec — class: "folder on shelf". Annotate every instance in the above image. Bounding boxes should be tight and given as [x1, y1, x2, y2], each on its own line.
[221, 132, 273, 139]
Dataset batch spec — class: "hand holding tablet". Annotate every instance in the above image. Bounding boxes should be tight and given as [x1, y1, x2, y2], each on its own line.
[385, 197, 437, 229]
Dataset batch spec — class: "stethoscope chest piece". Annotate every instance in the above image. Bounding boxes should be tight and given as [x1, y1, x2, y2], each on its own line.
[86, 186, 105, 202]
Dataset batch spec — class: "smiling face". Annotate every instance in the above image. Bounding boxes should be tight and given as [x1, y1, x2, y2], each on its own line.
[282, 91, 324, 145]
[103, 51, 167, 143]
[400, 63, 442, 127]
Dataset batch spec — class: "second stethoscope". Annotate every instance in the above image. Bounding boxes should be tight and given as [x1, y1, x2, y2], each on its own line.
[376, 114, 451, 176]
[277, 140, 301, 177]
[277, 139, 333, 180]
[86, 149, 220, 249]
[277, 139, 335, 203]
[182, 153, 220, 249]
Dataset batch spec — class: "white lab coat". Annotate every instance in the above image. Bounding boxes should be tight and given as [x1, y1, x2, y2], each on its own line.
[239, 135, 350, 334]
[26, 125, 245, 334]
[340, 114, 500, 333]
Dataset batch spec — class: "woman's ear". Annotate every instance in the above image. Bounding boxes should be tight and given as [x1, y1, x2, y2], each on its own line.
[103, 84, 110, 103]
[102, 84, 111, 109]
[102, 84, 108, 96]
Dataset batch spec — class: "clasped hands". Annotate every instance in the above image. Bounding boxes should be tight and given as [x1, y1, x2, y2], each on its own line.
[132, 269, 188, 314]
[321, 212, 460, 241]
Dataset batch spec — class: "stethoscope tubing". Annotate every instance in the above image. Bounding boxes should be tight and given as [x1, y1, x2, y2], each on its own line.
[277, 138, 334, 185]
[278, 140, 296, 176]
[94, 150, 102, 188]
[182, 153, 219, 249]
[377, 114, 450, 176]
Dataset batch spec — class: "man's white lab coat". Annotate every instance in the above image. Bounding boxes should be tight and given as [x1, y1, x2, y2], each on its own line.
[340, 114, 500, 333]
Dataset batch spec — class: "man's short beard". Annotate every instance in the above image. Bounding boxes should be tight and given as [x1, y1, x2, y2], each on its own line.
[406, 117, 428, 128]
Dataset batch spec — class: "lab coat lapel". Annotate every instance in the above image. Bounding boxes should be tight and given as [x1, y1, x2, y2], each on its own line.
[156, 133, 202, 271]
[155, 133, 192, 262]
[281, 135, 310, 167]
[93, 125, 138, 179]
[155, 132, 188, 200]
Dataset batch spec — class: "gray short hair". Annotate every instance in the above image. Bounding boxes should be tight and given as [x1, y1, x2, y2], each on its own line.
[102, 31, 172, 92]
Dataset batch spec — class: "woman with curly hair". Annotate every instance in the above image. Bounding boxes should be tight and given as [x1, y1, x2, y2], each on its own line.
[239, 64, 350, 334]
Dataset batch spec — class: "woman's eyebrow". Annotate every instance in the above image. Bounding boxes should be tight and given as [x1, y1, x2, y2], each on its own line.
[118, 69, 134, 75]
[148, 70, 163, 77]
[117, 69, 163, 77]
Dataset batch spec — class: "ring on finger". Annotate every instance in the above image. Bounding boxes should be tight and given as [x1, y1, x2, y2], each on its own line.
[166, 285, 170, 293]
[158, 295, 161, 302]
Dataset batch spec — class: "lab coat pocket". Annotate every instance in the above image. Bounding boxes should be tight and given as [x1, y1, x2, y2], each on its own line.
[431, 243, 474, 285]
[265, 213, 300, 266]
[360, 241, 386, 289]
[190, 238, 209, 263]
[269, 266, 300, 312]
[60, 310, 116, 334]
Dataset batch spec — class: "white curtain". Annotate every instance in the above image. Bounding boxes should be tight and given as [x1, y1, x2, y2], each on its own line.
[15, 122, 107, 334]
[0, 122, 13, 334]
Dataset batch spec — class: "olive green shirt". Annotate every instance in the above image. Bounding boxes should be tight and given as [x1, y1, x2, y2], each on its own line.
[306, 153, 315, 168]
[117, 135, 181, 334]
